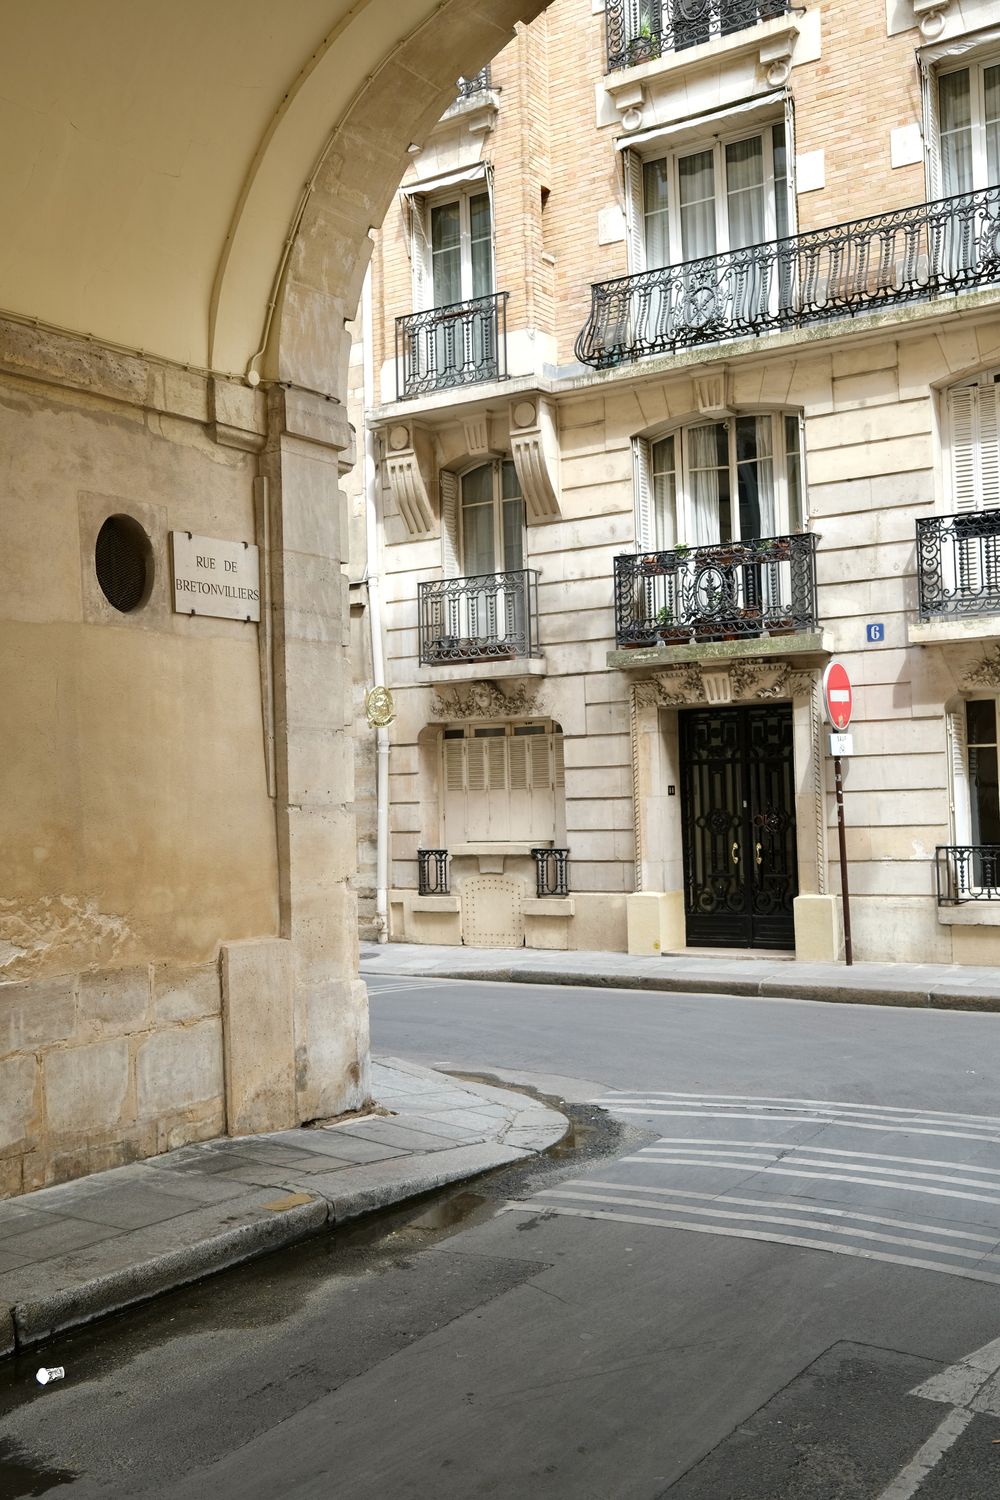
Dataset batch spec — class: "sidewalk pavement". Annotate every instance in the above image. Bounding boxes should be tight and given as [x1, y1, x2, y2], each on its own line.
[0, 1058, 567, 1359]
[361, 942, 1000, 1012]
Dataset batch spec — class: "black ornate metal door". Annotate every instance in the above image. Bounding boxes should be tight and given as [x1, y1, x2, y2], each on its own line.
[680, 705, 797, 949]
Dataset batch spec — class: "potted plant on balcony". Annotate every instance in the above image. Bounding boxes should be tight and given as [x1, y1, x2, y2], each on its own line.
[655, 606, 688, 645]
[626, 20, 660, 66]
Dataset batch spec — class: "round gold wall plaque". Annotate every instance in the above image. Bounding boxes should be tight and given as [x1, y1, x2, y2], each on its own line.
[365, 685, 396, 728]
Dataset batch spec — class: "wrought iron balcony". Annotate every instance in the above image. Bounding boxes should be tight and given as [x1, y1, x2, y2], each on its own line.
[418, 569, 540, 665]
[613, 533, 818, 648]
[917, 509, 1000, 620]
[605, 0, 794, 72]
[576, 185, 1000, 369]
[935, 845, 1000, 905]
[396, 292, 508, 400]
[532, 847, 570, 898]
[456, 67, 490, 99]
[417, 849, 450, 896]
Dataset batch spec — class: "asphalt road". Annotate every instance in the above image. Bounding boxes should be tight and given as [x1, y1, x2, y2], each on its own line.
[3, 976, 1000, 1498]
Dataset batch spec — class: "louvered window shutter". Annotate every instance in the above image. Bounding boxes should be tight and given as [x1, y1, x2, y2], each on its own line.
[553, 734, 565, 790]
[444, 740, 465, 791]
[466, 738, 486, 792]
[949, 384, 1000, 513]
[408, 194, 432, 310]
[633, 436, 653, 549]
[486, 738, 507, 792]
[440, 470, 460, 577]
[529, 735, 551, 790]
[922, 63, 942, 202]
[508, 737, 529, 791]
[623, 149, 645, 274]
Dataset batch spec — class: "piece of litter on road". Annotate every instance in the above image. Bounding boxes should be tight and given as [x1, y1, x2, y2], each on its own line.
[36, 1367, 65, 1386]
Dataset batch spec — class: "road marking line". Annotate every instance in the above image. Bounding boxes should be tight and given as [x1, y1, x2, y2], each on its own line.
[594, 1092, 1000, 1128]
[502, 1203, 1000, 1283]
[544, 1181, 1000, 1244]
[608, 1111, 1000, 1144]
[605, 1102, 1000, 1135]
[643, 1148, 1000, 1194]
[875, 1407, 976, 1499]
[532, 1188, 1000, 1263]
[622, 1155, 1000, 1206]
[646, 1140, 1000, 1179]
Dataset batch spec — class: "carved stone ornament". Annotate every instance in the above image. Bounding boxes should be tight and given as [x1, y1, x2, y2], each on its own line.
[634, 659, 814, 709]
[960, 645, 1000, 690]
[431, 680, 542, 720]
[510, 395, 561, 521]
[379, 422, 436, 538]
[912, 0, 953, 41]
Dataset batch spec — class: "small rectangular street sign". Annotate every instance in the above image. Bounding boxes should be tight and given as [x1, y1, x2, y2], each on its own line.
[830, 732, 854, 756]
[866, 622, 885, 642]
[172, 532, 261, 621]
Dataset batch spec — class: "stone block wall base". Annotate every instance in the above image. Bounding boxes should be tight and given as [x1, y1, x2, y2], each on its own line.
[294, 975, 371, 1122]
[221, 938, 296, 1135]
[626, 891, 685, 955]
[793, 894, 844, 962]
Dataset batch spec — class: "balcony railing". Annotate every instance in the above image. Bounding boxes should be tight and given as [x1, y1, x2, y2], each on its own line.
[917, 509, 1000, 620]
[605, 0, 794, 72]
[418, 849, 450, 896]
[935, 845, 1000, 905]
[396, 292, 508, 400]
[418, 569, 541, 665]
[613, 533, 818, 648]
[456, 67, 490, 99]
[576, 185, 1000, 370]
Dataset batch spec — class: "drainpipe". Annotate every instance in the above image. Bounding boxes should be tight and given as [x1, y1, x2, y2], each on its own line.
[362, 265, 390, 942]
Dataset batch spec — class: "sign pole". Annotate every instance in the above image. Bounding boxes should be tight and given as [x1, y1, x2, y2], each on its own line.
[833, 753, 853, 966]
[822, 661, 855, 967]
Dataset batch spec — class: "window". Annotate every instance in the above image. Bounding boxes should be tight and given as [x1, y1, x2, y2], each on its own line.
[634, 411, 804, 550]
[967, 700, 1000, 848]
[938, 61, 1000, 197]
[460, 460, 525, 575]
[409, 188, 494, 311]
[630, 123, 789, 273]
[441, 722, 565, 845]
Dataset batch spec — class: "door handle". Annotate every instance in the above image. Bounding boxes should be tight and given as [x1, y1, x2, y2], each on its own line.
[755, 842, 762, 866]
[731, 841, 740, 866]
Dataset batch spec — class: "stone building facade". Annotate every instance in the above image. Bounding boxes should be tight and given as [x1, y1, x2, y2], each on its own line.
[350, 0, 1000, 965]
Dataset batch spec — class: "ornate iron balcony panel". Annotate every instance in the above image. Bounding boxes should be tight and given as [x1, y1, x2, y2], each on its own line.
[418, 569, 541, 665]
[917, 510, 1000, 619]
[532, 847, 570, 898]
[605, 0, 793, 72]
[576, 186, 1000, 369]
[935, 845, 1000, 905]
[456, 67, 490, 99]
[613, 533, 818, 648]
[417, 849, 450, 896]
[396, 292, 508, 400]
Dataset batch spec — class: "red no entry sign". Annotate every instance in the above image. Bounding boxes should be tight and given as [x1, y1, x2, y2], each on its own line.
[823, 661, 853, 729]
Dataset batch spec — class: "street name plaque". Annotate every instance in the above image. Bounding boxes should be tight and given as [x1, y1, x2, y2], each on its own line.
[171, 532, 261, 621]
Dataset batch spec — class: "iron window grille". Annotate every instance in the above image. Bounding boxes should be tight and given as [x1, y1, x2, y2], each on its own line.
[613, 532, 817, 647]
[916, 510, 1000, 619]
[532, 847, 570, 898]
[419, 569, 541, 664]
[575, 185, 1000, 370]
[935, 845, 1000, 904]
[396, 291, 508, 400]
[605, 0, 794, 72]
[417, 849, 450, 896]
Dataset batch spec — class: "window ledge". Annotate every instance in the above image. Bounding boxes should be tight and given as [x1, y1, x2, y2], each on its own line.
[453, 842, 550, 858]
[910, 615, 1000, 646]
[418, 656, 547, 685]
[523, 897, 575, 918]
[937, 903, 1000, 926]
[608, 630, 832, 671]
[410, 895, 461, 913]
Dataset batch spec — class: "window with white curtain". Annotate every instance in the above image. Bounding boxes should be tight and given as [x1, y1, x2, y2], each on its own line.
[938, 59, 1000, 197]
[633, 412, 803, 550]
[408, 188, 494, 311]
[440, 722, 565, 845]
[631, 122, 789, 273]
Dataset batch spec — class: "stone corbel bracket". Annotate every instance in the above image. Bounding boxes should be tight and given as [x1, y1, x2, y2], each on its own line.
[381, 420, 437, 538]
[510, 396, 561, 522]
[912, 0, 954, 41]
[694, 369, 732, 421]
[758, 25, 798, 88]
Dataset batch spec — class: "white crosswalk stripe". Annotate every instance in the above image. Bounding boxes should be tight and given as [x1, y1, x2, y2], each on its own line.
[509, 1090, 1000, 1284]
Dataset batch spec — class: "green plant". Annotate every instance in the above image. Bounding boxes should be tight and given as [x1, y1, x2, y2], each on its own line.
[656, 605, 673, 625]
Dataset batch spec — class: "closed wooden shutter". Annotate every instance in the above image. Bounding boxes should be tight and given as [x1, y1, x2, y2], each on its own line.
[407, 193, 432, 310]
[440, 470, 460, 577]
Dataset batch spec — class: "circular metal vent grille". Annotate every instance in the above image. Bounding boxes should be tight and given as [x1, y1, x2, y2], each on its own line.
[95, 516, 150, 613]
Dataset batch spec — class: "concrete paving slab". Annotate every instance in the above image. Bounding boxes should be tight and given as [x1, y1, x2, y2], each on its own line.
[0, 1058, 569, 1356]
